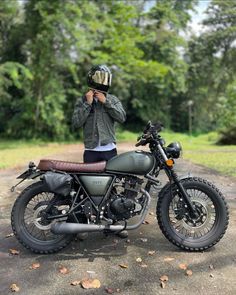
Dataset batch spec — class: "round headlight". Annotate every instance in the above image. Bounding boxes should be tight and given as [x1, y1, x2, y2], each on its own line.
[166, 142, 182, 159]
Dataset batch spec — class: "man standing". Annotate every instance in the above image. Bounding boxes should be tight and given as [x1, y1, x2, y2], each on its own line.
[72, 65, 126, 163]
[72, 65, 127, 238]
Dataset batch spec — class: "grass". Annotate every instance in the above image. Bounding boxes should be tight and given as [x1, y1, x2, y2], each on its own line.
[116, 130, 139, 141]
[161, 131, 236, 177]
[0, 140, 72, 169]
[117, 129, 236, 177]
[0, 131, 236, 177]
[0, 133, 137, 169]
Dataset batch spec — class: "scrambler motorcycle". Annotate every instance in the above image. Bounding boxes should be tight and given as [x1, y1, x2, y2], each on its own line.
[11, 122, 229, 253]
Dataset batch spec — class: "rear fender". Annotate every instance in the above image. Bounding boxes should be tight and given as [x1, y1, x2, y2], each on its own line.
[17, 169, 43, 179]
[11, 162, 44, 192]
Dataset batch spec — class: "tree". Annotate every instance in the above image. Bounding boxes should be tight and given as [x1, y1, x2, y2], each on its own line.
[0, 0, 33, 136]
[218, 82, 236, 144]
[4, 0, 235, 140]
[129, 0, 196, 129]
[69, 0, 169, 130]
[186, 0, 236, 134]
[11, 0, 84, 139]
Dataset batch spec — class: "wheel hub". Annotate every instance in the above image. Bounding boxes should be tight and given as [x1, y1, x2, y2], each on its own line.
[33, 205, 52, 230]
[184, 201, 208, 227]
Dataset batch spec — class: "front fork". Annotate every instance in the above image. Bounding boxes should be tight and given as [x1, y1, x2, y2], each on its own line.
[167, 167, 198, 218]
[156, 142, 198, 218]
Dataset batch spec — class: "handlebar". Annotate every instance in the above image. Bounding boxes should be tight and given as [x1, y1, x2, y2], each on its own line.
[135, 138, 147, 147]
[135, 121, 163, 147]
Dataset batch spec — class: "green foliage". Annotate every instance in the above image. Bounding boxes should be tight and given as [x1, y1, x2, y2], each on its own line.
[19, 0, 84, 139]
[217, 82, 236, 144]
[186, 0, 236, 135]
[1, 0, 235, 142]
[0, 0, 196, 139]
[0, 61, 33, 135]
[128, 0, 196, 129]
[0, 62, 32, 93]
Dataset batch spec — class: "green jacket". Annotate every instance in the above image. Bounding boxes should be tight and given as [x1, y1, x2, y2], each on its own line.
[72, 94, 126, 149]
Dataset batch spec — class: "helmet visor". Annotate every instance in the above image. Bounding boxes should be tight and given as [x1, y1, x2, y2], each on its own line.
[91, 70, 112, 86]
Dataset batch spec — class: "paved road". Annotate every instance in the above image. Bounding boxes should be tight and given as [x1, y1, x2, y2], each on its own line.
[0, 143, 236, 295]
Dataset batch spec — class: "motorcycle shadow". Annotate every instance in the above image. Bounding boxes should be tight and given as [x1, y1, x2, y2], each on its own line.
[1, 222, 178, 262]
[36, 230, 177, 263]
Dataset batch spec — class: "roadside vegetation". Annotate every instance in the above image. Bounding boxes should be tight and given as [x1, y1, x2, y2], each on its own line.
[120, 130, 236, 177]
[1, 1, 236, 144]
[1, 131, 236, 176]
[0, 140, 70, 169]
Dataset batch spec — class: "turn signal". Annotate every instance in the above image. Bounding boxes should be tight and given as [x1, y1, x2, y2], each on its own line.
[166, 159, 174, 167]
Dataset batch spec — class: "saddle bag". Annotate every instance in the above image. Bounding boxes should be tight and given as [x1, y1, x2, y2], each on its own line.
[43, 172, 73, 197]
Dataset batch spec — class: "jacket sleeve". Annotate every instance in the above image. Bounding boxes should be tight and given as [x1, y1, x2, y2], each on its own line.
[104, 95, 126, 123]
[72, 97, 92, 128]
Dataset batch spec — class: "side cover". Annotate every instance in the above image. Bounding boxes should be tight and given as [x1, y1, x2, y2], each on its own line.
[79, 176, 112, 196]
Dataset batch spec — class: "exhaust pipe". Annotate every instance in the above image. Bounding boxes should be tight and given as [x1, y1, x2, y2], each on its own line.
[51, 222, 124, 235]
[51, 189, 151, 235]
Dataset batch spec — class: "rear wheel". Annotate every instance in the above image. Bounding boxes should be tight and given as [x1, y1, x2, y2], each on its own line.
[157, 177, 229, 251]
[11, 181, 74, 254]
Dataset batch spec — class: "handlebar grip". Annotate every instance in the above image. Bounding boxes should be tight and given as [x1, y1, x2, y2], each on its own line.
[135, 138, 147, 147]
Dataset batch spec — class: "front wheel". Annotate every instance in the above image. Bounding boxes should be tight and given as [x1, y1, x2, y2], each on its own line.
[157, 177, 229, 251]
[11, 181, 74, 254]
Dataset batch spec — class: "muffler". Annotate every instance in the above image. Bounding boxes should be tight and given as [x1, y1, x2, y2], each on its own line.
[51, 222, 124, 235]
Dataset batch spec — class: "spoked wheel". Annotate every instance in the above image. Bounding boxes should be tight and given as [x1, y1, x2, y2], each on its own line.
[157, 177, 229, 251]
[11, 181, 74, 254]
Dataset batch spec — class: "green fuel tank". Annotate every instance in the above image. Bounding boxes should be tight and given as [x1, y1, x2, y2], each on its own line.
[106, 151, 155, 175]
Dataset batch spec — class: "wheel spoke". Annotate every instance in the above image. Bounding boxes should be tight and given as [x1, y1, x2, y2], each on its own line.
[169, 187, 216, 240]
[23, 192, 65, 242]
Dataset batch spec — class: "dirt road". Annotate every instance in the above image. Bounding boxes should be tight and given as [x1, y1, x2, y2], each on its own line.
[0, 143, 236, 295]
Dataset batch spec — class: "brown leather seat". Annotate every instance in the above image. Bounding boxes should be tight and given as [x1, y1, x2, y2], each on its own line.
[37, 159, 106, 173]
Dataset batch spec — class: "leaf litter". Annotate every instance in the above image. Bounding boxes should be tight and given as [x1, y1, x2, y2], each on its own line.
[119, 264, 128, 269]
[30, 262, 40, 270]
[164, 257, 175, 262]
[58, 266, 69, 274]
[9, 249, 19, 255]
[179, 263, 188, 270]
[148, 251, 156, 256]
[186, 269, 193, 276]
[10, 284, 20, 292]
[81, 278, 101, 289]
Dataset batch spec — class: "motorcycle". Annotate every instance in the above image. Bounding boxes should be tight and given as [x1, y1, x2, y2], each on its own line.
[11, 121, 229, 253]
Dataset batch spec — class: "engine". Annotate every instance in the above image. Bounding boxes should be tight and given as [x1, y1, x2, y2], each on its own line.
[105, 176, 144, 221]
[70, 176, 145, 224]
